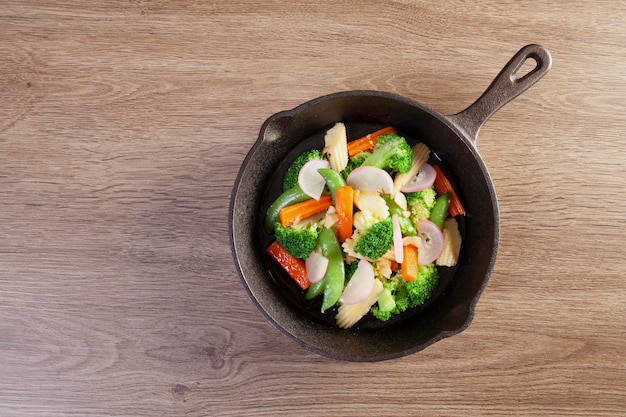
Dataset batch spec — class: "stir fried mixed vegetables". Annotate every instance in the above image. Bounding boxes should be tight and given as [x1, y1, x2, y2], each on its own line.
[264, 123, 465, 328]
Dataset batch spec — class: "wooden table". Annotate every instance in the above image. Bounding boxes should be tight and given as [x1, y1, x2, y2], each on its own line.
[2, 1, 624, 416]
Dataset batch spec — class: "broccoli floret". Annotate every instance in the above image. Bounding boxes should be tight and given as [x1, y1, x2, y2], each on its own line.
[371, 264, 439, 322]
[274, 221, 320, 259]
[406, 263, 439, 308]
[345, 260, 359, 282]
[370, 273, 410, 321]
[361, 133, 413, 174]
[406, 186, 437, 225]
[371, 305, 391, 321]
[341, 151, 371, 179]
[282, 149, 325, 192]
[353, 217, 393, 259]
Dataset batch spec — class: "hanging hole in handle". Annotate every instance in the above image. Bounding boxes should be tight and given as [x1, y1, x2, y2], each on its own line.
[512, 53, 541, 83]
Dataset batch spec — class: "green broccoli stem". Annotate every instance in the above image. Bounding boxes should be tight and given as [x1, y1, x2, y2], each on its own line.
[360, 133, 412, 174]
[362, 148, 394, 169]
[377, 287, 396, 312]
[264, 185, 310, 232]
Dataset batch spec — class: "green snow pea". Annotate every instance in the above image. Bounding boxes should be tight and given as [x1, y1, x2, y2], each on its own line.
[429, 193, 450, 230]
[304, 227, 345, 312]
[317, 168, 346, 204]
[382, 195, 417, 236]
[264, 185, 310, 231]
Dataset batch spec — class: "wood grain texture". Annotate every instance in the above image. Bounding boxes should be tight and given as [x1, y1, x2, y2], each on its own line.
[1, 1, 624, 416]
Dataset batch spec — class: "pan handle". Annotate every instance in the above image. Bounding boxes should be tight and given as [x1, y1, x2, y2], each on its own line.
[448, 44, 552, 143]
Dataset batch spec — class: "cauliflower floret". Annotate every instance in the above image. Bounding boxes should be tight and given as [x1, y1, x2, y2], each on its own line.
[353, 190, 389, 220]
[323, 205, 338, 229]
[342, 234, 368, 262]
[375, 258, 393, 279]
[352, 209, 379, 232]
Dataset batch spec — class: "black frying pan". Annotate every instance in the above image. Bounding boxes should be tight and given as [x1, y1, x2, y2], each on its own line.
[230, 44, 551, 361]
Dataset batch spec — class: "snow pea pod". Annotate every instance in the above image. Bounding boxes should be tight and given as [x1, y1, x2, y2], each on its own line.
[304, 274, 325, 300]
[383, 195, 417, 236]
[317, 168, 346, 204]
[429, 193, 450, 230]
[264, 185, 310, 231]
[304, 227, 345, 312]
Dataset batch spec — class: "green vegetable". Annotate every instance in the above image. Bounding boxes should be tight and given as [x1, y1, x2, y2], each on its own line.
[371, 263, 439, 322]
[264, 185, 311, 232]
[382, 195, 417, 236]
[406, 186, 437, 226]
[304, 276, 325, 300]
[274, 222, 320, 259]
[304, 227, 345, 313]
[345, 260, 359, 282]
[370, 273, 409, 321]
[406, 263, 439, 308]
[317, 168, 346, 204]
[377, 287, 396, 312]
[353, 218, 393, 259]
[361, 133, 413, 174]
[341, 151, 371, 179]
[429, 193, 450, 230]
[282, 149, 325, 192]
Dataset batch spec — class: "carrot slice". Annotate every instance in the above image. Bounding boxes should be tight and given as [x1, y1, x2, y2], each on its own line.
[335, 185, 354, 243]
[346, 126, 396, 157]
[401, 245, 418, 282]
[266, 240, 310, 290]
[278, 195, 333, 227]
[432, 164, 466, 217]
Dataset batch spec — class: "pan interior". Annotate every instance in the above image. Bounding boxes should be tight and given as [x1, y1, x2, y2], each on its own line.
[231, 92, 498, 360]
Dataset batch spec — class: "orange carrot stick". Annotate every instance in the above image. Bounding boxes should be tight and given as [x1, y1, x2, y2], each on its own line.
[266, 241, 310, 290]
[346, 126, 396, 157]
[401, 245, 419, 282]
[278, 194, 333, 227]
[335, 185, 354, 243]
[432, 164, 466, 217]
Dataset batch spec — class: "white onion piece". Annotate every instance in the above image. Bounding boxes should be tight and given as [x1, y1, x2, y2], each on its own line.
[401, 163, 436, 193]
[417, 219, 445, 265]
[346, 166, 394, 194]
[392, 214, 404, 264]
[305, 251, 329, 283]
[339, 259, 375, 305]
[298, 159, 330, 200]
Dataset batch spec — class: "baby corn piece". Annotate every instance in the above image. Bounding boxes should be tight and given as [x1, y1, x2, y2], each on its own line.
[336, 279, 384, 329]
[323, 122, 349, 172]
[436, 218, 462, 267]
[392, 143, 430, 196]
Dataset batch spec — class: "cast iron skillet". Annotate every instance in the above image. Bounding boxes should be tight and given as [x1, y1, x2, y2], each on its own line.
[230, 44, 551, 361]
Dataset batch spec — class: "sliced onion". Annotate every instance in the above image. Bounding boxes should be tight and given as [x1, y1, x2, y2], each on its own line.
[346, 166, 394, 194]
[391, 214, 403, 264]
[305, 251, 329, 284]
[401, 163, 436, 193]
[417, 219, 444, 265]
[339, 259, 375, 305]
[298, 159, 330, 200]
